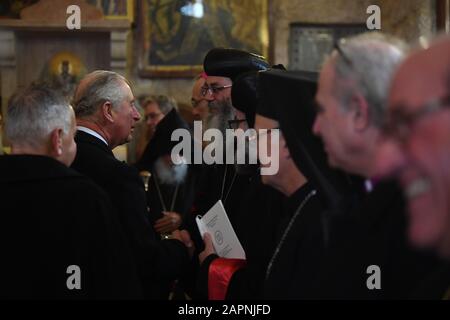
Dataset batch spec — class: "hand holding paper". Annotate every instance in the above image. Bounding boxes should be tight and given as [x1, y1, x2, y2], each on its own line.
[196, 200, 246, 259]
[199, 233, 216, 265]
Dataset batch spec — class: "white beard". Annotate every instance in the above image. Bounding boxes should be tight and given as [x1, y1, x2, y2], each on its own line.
[205, 98, 235, 135]
[154, 156, 188, 185]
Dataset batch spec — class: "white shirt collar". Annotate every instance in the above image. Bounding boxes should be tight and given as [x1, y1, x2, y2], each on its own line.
[77, 126, 108, 146]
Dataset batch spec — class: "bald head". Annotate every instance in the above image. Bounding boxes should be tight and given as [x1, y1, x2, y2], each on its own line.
[376, 35, 450, 257]
[389, 37, 450, 114]
[191, 76, 210, 122]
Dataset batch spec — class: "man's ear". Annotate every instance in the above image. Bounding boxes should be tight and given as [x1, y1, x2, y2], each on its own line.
[350, 93, 370, 131]
[102, 101, 114, 123]
[50, 128, 63, 158]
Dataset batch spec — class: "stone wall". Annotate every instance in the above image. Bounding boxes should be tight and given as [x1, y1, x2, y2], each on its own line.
[129, 0, 436, 106]
[271, 0, 435, 68]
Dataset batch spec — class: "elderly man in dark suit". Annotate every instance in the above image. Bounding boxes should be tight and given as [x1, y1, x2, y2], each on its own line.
[0, 83, 141, 299]
[71, 70, 193, 299]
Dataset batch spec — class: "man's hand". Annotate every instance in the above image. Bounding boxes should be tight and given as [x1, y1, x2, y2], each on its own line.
[172, 229, 195, 258]
[154, 211, 182, 234]
[199, 233, 216, 265]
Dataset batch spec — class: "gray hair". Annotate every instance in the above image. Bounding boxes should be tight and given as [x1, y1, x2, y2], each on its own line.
[142, 95, 178, 115]
[333, 32, 407, 128]
[6, 83, 72, 147]
[72, 70, 130, 118]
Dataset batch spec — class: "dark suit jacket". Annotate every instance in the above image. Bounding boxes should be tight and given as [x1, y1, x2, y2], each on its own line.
[71, 131, 189, 299]
[0, 155, 142, 299]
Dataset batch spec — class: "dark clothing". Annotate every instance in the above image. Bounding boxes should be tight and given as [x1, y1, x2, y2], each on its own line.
[197, 177, 282, 300]
[195, 164, 253, 229]
[143, 168, 200, 300]
[136, 108, 201, 299]
[0, 155, 141, 299]
[143, 169, 197, 235]
[71, 131, 190, 299]
[199, 182, 327, 300]
[318, 179, 449, 299]
[225, 181, 285, 300]
[262, 183, 326, 299]
[411, 261, 450, 299]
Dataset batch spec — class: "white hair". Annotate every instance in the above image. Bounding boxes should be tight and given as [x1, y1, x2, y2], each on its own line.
[142, 95, 178, 115]
[72, 70, 130, 118]
[6, 83, 72, 147]
[333, 32, 407, 128]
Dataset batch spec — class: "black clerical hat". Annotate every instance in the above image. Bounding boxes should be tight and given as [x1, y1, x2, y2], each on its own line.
[137, 109, 191, 169]
[203, 48, 269, 82]
[258, 69, 354, 211]
[231, 71, 259, 128]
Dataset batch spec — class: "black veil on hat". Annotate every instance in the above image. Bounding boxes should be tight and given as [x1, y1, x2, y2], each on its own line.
[203, 48, 270, 82]
[231, 65, 286, 128]
[231, 71, 259, 128]
[137, 108, 191, 170]
[258, 69, 358, 213]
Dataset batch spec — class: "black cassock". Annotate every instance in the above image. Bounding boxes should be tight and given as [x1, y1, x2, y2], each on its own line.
[0, 155, 141, 299]
[144, 169, 197, 235]
[198, 180, 327, 300]
[72, 131, 190, 299]
[194, 163, 254, 231]
[262, 182, 326, 299]
[317, 179, 450, 299]
[144, 168, 200, 299]
[225, 182, 326, 300]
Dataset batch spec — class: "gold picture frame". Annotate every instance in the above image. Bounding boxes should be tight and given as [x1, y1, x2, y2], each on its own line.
[87, 0, 134, 21]
[139, 0, 269, 78]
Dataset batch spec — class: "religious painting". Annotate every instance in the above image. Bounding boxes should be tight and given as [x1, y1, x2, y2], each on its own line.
[86, 0, 134, 21]
[139, 0, 269, 78]
[289, 23, 367, 72]
[39, 51, 87, 101]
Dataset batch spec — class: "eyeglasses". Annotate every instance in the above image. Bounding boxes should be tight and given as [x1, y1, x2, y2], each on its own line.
[333, 39, 373, 108]
[144, 112, 163, 121]
[228, 118, 248, 129]
[383, 94, 450, 143]
[201, 84, 232, 97]
[334, 40, 354, 68]
[191, 98, 205, 108]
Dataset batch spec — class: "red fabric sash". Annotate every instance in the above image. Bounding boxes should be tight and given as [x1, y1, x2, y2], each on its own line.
[208, 258, 247, 300]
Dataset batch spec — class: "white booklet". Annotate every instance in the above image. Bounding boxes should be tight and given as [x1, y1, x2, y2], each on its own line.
[196, 200, 246, 259]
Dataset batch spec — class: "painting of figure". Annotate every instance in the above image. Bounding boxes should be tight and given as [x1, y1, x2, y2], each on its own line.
[140, 0, 269, 77]
[87, 0, 131, 18]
